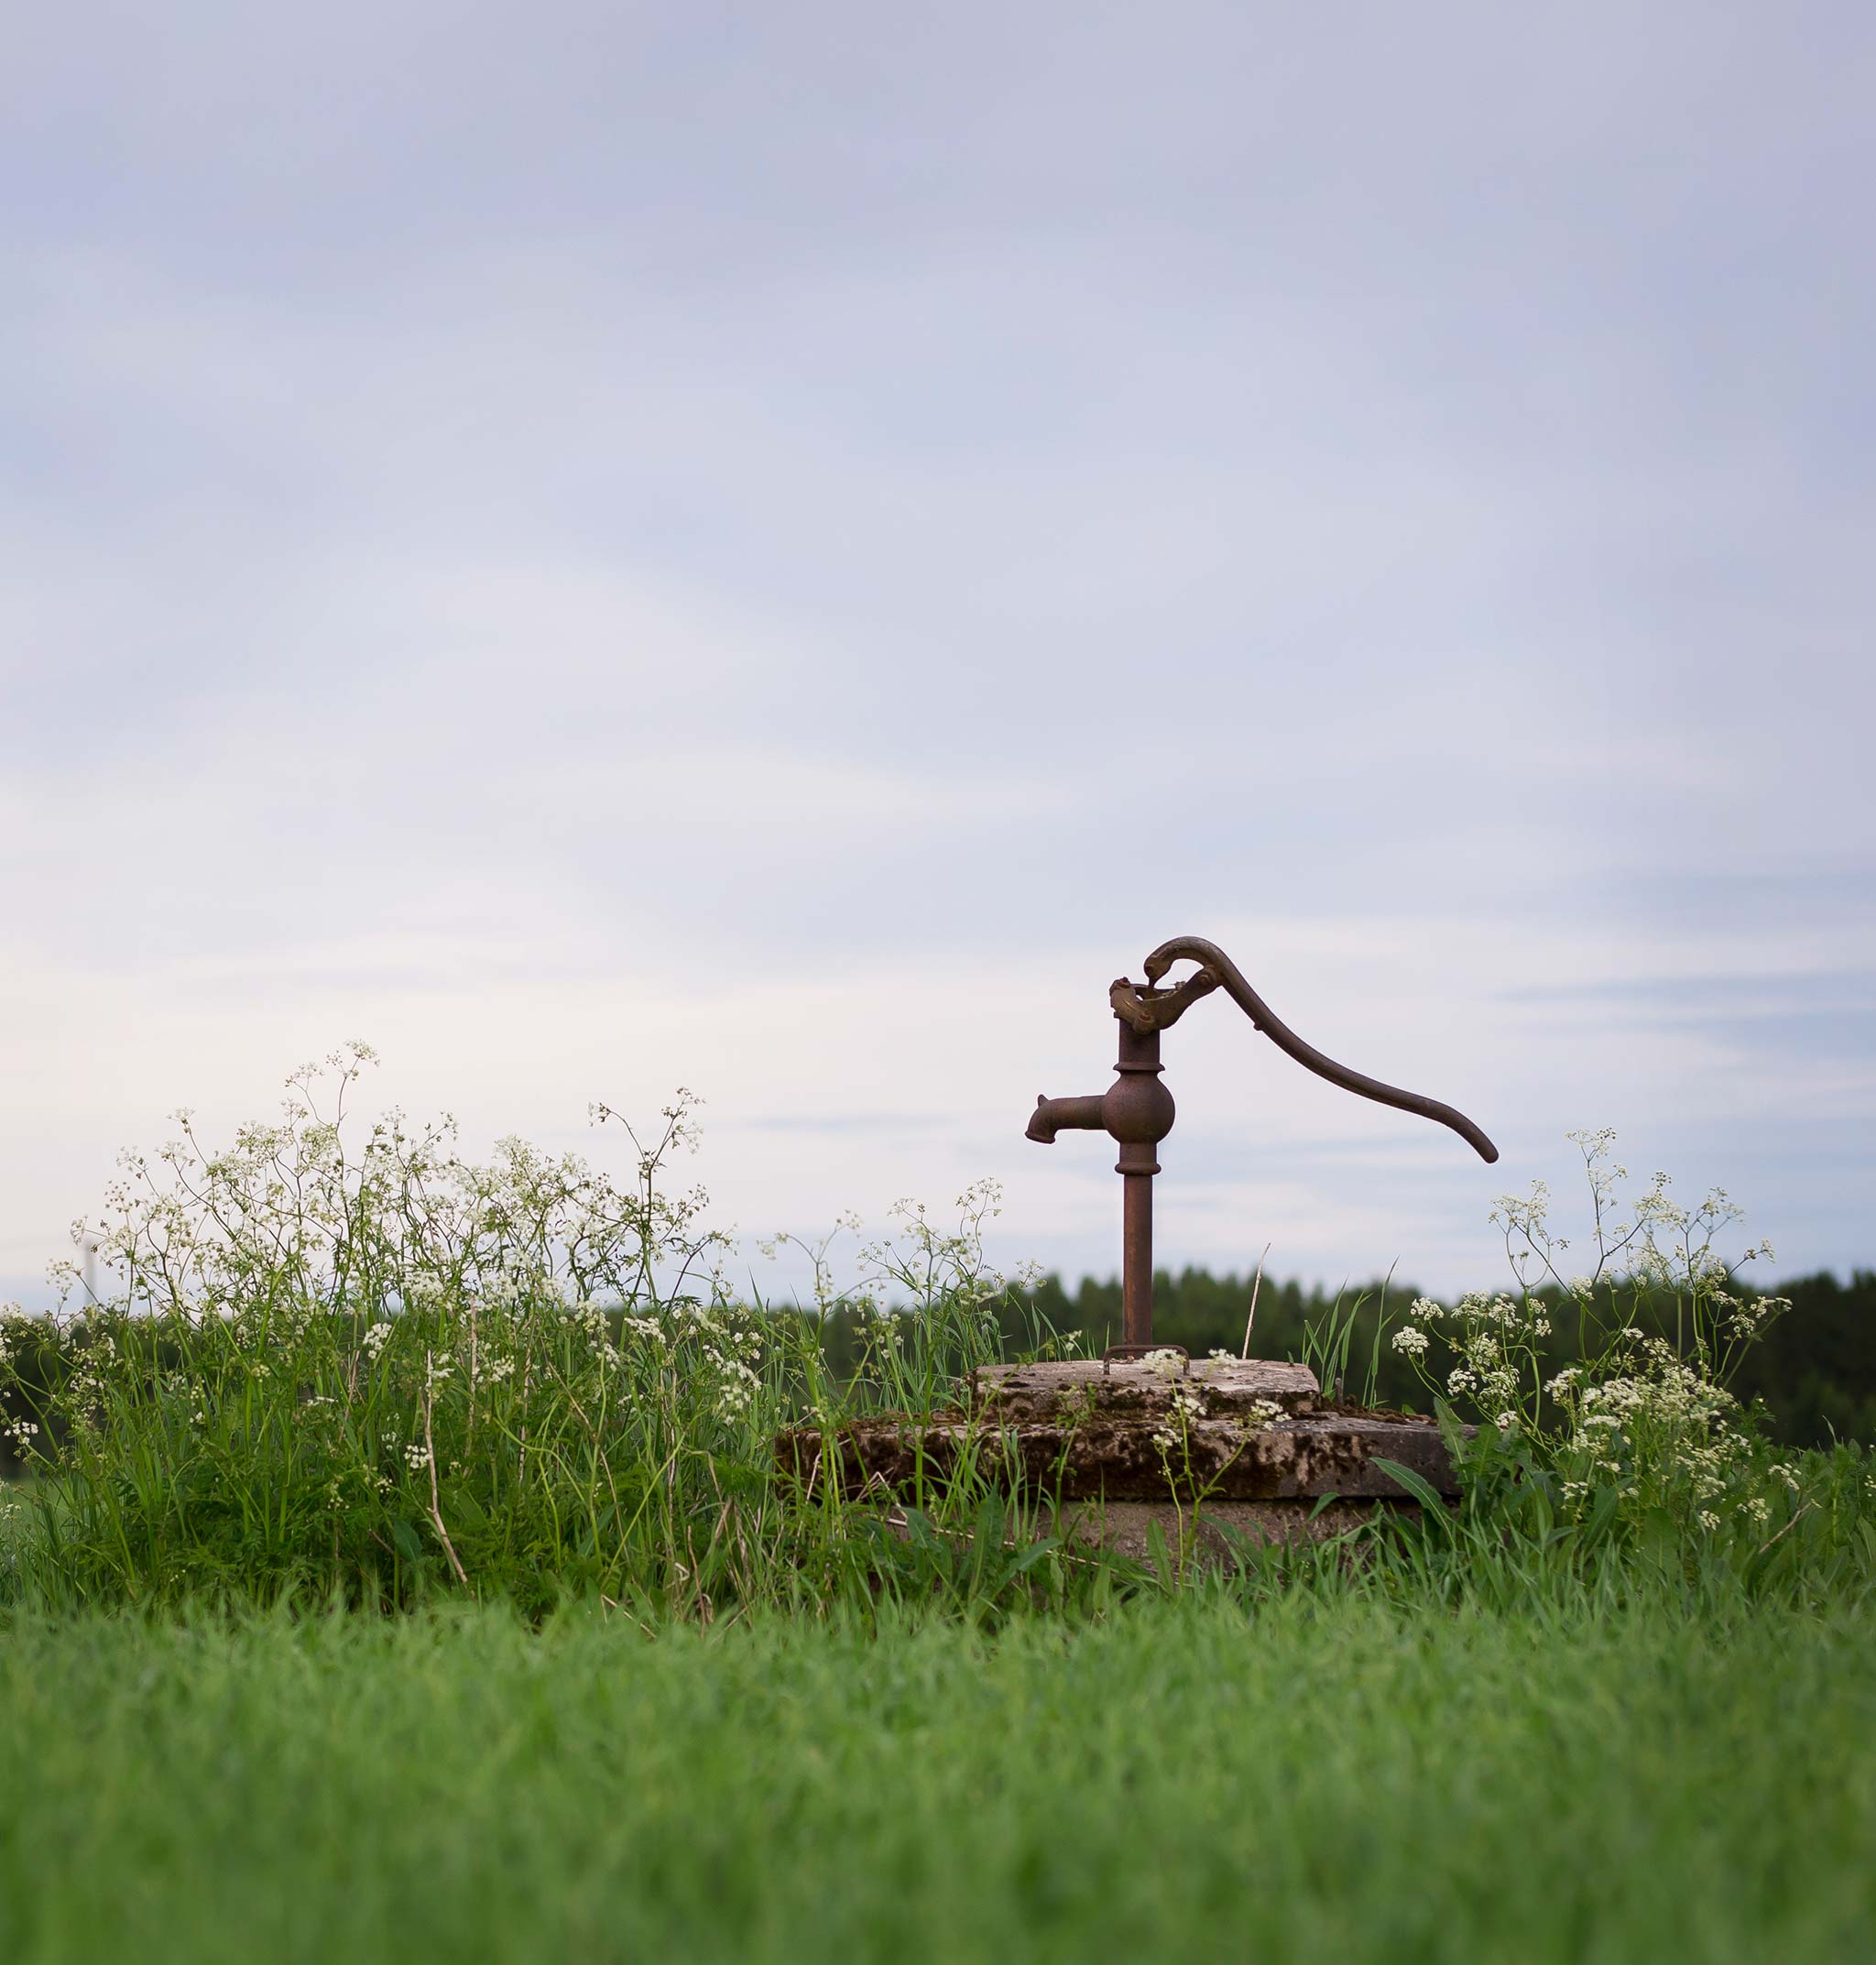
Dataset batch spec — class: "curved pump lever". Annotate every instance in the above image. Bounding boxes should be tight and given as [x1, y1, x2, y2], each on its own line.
[1128, 934, 1499, 1163]
[1024, 934, 1500, 1348]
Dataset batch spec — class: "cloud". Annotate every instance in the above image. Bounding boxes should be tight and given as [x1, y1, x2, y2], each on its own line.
[4, 4, 1874, 1305]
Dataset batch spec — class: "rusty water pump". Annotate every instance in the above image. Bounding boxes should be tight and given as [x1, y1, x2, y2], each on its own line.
[1026, 934, 1499, 1356]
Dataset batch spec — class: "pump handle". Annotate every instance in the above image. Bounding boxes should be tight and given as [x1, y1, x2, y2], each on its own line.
[1128, 934, 1499, 1164]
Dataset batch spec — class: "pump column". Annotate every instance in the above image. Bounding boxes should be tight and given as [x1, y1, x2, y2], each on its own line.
[1107, 1019, 1173, 1350]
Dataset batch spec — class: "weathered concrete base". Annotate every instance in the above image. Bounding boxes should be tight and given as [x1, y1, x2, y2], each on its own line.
[1051, 1497, 1423, 1562]
[775, 1356, 1460, 1558]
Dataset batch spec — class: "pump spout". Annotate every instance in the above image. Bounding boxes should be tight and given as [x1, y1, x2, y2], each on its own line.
[1026, 1093, 1107, 1144]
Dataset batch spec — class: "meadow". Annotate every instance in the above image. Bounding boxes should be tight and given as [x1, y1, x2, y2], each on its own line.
[3, 1058, 1873, 1961]
[3, 1588, 1873, 1965]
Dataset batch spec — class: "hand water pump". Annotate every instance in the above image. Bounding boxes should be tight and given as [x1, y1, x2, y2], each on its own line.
[1025, 935, 1499, 1356]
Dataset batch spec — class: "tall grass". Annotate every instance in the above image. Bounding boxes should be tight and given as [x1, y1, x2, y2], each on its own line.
[0, 1053, 1091, 1615]
[3, 1053, 1871, 1621]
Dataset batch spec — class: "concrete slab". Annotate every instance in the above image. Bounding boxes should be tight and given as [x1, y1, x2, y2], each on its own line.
[776, 1357, 1461, 1510]
[1053, 1497, 1423, 1560]
[972, 1354, 1320, 1420]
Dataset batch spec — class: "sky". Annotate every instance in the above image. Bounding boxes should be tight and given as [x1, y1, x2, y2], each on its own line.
[3, 4, 1872, 1312]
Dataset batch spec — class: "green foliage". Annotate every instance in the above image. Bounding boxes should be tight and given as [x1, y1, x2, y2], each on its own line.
[1020, 1262, 1378, 1368]
[0, 1053, 1086, 1617]
[1729, 1266, 1876, 1444]
[1014, 1264, 1875, 1443]
[5, 1064, 1874, 1959]
[3, 1055, 1871, 1622]
[4, 1592, 1875, 1963]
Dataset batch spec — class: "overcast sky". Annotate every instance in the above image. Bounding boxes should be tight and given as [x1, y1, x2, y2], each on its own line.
[4, 4, 1871, 1310]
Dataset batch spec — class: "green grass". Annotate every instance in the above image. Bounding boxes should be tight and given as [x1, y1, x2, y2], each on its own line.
[6, 1088, 1872, 1960]
[4, 1591, 1872, 1964]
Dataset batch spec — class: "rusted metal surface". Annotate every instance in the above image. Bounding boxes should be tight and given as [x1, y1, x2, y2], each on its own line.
[1138, 935, 1501, 1160]
[1027, 935, 1499, 1348]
